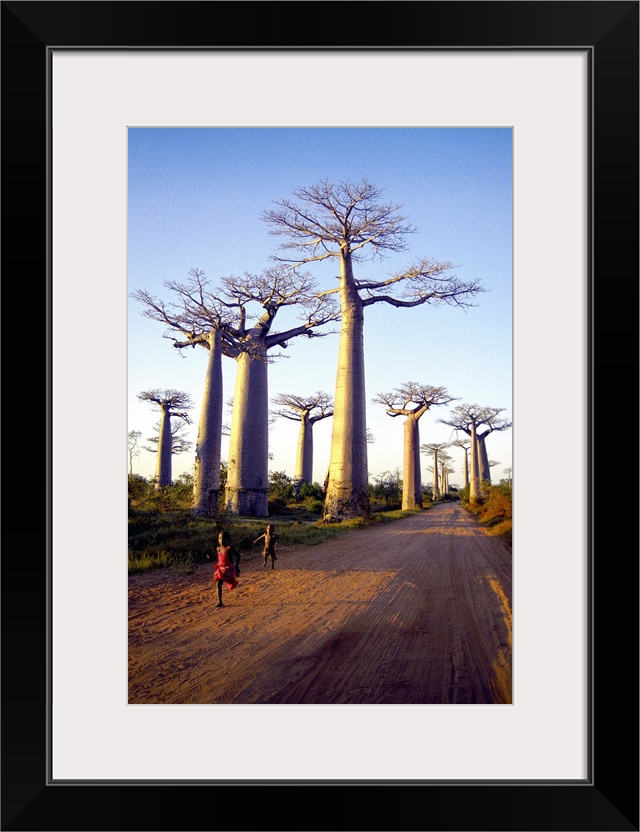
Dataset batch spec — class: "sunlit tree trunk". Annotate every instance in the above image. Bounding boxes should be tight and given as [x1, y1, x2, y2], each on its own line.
[226, 350, 269, 516]
[432, 450, 440, 500]
[469, 422, 479, 500]
[462, 447, 469, 486]
[192, 329, 224, 517]
[477, 432, 491, 484]
[324, 252, 370, 521]
[155, 405, 173, 489]
[403, 415, 422, 510]
[440, 464, 448, 497]
[295, 413, 314, 487]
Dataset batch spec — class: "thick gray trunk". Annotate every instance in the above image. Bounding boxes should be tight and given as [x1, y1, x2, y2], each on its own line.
[469, 423, 479, 499]
[155, 405, 172, 489]
[477, 435, 491, 484]
[402, 416, 422, 510]
[225, 351, 269, 516]
[294, 414, 313, 485]
[463, 449, 469, 486]
[432, 451, 440, 500]
[324, 254, 370, 521]
[191, 330, 223, 517]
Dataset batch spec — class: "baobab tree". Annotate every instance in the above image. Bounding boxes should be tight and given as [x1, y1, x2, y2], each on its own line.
[373, 383, 456, 510]
[451, 438, 470, 487]
[263, 178, 484, 522]
[220, 268, 339, 516]
[438, 450, 455, 497]
[439, 404, 508, 501]
[421, 442, 450, 501]
[271, 391, 333, 493]
[137, 389, 192, 489]
[132, 269, 247, 517]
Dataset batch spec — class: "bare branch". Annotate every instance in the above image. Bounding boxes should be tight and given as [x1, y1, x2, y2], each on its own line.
[137, 389, 193, 411]
[262, 178, 415, 265]
[271, 391, 334, 423]
[373, 383, 458, 418]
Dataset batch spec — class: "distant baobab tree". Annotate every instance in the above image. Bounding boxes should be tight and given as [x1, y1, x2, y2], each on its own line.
[451, 438, 470, 487]
[503, 467, 512, 487]
[220, 268, 339, 517]
[263, 178, 484, 522]
[137, 389, 192, 489]
[439, 405, 510, 500]
[271, 391, 333, 492]
[425, 458, 454, 499]
[438, 450, 455, 497]
[373, 383, 457, 510]
[421, 442, 450, 501]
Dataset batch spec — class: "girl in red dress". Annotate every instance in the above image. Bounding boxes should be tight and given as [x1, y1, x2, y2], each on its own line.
[208, 530, 241, 608]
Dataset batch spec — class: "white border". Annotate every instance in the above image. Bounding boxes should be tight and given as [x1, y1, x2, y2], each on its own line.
[52, 50, 587, 781]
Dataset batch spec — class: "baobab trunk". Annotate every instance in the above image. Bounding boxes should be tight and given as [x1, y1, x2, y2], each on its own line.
[477, 434, 491, 484]
[324, 256, 370, 521]
[192, 329, 224, 517]
[432, 453, 440, 501]
[469, 423, 479, 500]
[402, 416, 422, 510]
[155, 405, 173, 489]
[294, 414, 314, 487]
[440, 465, 447, 497]
[226, 352, 269, 516]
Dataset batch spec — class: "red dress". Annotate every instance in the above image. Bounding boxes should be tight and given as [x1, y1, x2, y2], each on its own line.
[214, 545, 239, 590]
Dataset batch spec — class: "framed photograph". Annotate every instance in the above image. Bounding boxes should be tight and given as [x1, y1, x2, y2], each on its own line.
[3, 2, 637, 830]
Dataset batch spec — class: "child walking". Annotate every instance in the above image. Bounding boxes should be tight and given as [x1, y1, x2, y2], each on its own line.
[253, 523, 278, 569]
[207, 530, 241, 608]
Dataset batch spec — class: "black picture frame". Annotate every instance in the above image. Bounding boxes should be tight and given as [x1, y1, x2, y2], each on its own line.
[2, 2, 638, 830]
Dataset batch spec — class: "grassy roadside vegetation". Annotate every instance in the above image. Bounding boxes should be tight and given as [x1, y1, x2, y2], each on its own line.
[460, 482, 513, 552]
[128, 474, 424, 574]
[128, 474, 512, 574]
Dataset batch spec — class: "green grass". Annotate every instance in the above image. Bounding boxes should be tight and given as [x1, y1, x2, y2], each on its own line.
[128, 505, 427, 574]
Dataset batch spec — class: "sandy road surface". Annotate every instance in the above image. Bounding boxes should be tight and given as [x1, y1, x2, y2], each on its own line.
[128, 502, 512, 705]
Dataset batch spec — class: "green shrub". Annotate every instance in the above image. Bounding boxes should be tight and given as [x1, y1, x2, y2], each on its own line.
[268, 471, 295, 503]
[297, 482, 325, 501]
[462, 484, 512, 549]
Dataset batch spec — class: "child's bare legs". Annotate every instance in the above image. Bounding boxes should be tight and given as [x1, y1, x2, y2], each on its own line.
[216, 580, 223, 607]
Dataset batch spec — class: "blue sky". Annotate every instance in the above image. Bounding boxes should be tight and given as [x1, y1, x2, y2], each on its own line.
[128, 127, 513, 489]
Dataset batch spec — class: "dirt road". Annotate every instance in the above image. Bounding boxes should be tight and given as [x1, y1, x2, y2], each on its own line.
[128, 502, 512, 705]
